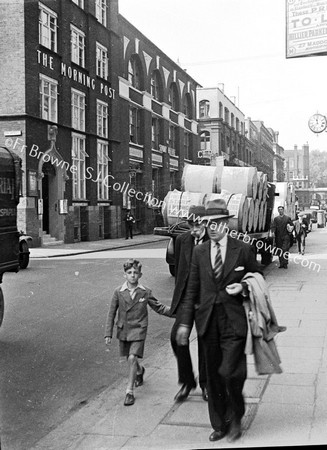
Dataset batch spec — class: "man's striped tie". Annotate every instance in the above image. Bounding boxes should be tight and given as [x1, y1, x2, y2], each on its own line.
[213, 242, 223, 281]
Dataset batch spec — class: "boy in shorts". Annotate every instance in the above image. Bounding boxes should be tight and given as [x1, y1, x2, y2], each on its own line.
[104, 259, 171, 406]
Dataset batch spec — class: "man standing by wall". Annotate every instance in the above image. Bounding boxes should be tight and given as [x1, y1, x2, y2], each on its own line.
[272, 206, 294, 268]
[176, 199, 262, 442]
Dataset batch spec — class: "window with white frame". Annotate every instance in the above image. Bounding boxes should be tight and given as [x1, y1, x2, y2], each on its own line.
[97, 140, 110, 200]
[71, 89, 85, 131]
[169, 125, 177, 153]
[151, 70, 161, 101]
[128, 56, 142, 90]
[129, 107, 141, 144]
[72, 0, 84, 7]
[199, 100, 210, 118]
[151, 117, 160, 150]
[71, 25, 85, 67]
[97, 100, 108, 138]
[39, 3, 57, 52]
[200, 131, 210, 151]
[96, 42, 108, 79]
[184, 132, 191, 160]
[39, 75, 58, 122]
[95, 0, 107, 26]
[72, 133, 87, 200]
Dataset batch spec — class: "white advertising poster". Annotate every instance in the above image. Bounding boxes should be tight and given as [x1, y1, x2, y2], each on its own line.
[286, 0, 327, 58]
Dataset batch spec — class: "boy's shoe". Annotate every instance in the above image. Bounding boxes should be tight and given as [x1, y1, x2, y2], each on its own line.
[124, 393, 135, 406]
[135, 366, 145, 387]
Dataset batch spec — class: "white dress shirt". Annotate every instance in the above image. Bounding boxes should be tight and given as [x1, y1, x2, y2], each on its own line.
[210, 233, 228, 269]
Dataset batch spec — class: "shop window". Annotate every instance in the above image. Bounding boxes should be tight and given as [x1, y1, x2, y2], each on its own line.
[95, 0, 108, 26]
[96, 42, 108, 79]
[71, 25, 85, 67]
[97, 100, 108, 138]
[71, 89, 85, 131]
[72, 133, 87, 200]
[39, 3, 57, 52]
[39, 74, 58, 123]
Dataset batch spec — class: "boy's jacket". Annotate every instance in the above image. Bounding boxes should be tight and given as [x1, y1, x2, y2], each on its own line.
[105, 284, 170, 341]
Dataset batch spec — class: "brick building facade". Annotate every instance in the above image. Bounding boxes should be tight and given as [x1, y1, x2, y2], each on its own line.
[0, 0, 199, 245]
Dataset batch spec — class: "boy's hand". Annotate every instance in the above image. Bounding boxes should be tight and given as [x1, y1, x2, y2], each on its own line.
[105, 337, 111, 345]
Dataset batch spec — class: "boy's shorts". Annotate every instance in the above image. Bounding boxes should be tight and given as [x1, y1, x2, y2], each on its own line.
[119, 339, 145, 358]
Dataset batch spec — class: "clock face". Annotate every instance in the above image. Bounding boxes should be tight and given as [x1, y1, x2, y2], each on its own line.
[308, 114, 327, 133]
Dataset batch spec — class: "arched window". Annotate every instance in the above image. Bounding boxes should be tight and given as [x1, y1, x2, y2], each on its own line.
[200, 131, 210, 151]
[128, 55, 142, 90]
[169, 83, 179, 111]
[150, 70, 162, 101]
[183, 93, 193, 119]
[199, 100, 210, 118]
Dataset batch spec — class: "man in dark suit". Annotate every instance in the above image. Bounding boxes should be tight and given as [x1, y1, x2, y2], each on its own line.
[176, 199, 262, 442]
[170, 205, 208, 403]
[272, 206, 294, 268]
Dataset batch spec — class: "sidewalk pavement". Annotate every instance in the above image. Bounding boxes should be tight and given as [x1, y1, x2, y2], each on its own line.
[29, 234, 170, 258]
[32, 228, 327, 449]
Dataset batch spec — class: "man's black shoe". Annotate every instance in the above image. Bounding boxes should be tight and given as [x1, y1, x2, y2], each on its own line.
[174, 382, 196, 402]
[209, 429, 227, 441]
[201, 386, 208, 401]
[227, 419, 242, 442]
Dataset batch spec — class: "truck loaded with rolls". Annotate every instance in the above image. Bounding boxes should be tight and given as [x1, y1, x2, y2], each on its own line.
[154, 163, 281, 275]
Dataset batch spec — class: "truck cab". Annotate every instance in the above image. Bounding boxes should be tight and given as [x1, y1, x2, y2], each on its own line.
[0, 146, 22, 326]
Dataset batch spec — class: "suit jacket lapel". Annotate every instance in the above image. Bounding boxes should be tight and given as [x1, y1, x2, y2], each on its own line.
[223, 236, 241, 279]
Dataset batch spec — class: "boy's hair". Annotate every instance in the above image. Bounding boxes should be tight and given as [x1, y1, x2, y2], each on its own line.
[123, 258, 142, 272]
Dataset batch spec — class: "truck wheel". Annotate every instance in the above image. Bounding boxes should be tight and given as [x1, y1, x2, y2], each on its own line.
[169, 264, 175, 277]
[19, 241, 30, 269]
[0, 287, 4, 327]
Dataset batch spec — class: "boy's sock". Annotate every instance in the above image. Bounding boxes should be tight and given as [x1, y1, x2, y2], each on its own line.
[126, 388, 134, 395]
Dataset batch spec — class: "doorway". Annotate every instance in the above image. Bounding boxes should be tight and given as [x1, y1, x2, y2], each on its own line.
[42, 162, 56, 235]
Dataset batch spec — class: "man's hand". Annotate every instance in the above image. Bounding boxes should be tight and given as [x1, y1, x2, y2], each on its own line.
[176, 325, 191, 346]
[225, 283, 243, 296]
[105, 337, 111, 345]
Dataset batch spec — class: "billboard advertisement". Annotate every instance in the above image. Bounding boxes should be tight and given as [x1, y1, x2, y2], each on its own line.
[286, 0, 327, 58]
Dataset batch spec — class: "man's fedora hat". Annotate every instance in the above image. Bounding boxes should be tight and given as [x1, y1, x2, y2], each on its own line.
[187, 205, 206, 223]
[203, 198, 234, 221]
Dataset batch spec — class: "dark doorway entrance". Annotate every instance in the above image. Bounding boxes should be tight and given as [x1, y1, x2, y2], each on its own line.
[42, 162, 56, 234]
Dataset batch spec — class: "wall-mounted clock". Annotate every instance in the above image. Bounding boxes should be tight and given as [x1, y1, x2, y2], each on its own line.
[308, 113, 327, 133]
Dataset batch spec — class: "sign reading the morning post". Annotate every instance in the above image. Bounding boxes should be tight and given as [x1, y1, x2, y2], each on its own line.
[286, 0, 327, 58]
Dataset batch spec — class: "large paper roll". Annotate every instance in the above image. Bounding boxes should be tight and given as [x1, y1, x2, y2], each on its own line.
[182, 164, 222, 193]
[221, 166, 258, 199]
[246, 197, 255, 232]
[162, 190, 206, 226]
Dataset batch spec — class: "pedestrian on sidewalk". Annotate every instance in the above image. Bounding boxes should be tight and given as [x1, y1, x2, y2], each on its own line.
[293, 215, 308, 255]
[124, 209, 136, 239]
[104, 259, 171, 406]
[176, 199, 262, 443]
[272, 205, 294, 268]
[170, 205, 208, 403]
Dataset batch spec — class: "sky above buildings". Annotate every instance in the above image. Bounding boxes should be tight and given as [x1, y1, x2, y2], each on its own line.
[119, 0, 327, 152]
